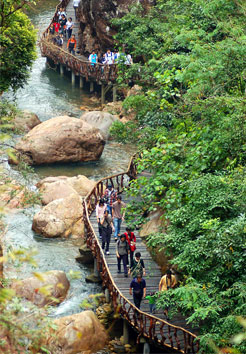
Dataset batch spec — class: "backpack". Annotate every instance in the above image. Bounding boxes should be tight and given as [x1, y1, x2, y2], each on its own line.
[131, 259, 143, 278]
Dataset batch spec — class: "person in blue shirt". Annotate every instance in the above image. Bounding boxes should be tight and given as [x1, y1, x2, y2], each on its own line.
[129, 274, 146, 309]
[89, 50, 98, 66]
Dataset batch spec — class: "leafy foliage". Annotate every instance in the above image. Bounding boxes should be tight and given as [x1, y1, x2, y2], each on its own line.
[112, 0, 246, 352]
[0, 0, 36, 93]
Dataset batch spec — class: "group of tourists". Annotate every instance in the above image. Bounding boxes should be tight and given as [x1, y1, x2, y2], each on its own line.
[89, 49, 133, 66]
[49, 5, 133, 64]
[49, 7, 76, 53]
[96, 186, 177, 318]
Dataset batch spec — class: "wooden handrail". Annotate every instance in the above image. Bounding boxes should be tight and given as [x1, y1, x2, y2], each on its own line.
[83, 155, 200, 354]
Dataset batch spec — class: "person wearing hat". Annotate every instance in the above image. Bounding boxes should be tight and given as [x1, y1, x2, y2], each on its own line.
[116, 234, 129, 277]
[103, 185, 117, 215]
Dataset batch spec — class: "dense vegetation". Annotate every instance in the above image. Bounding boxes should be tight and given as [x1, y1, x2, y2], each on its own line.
[111, 0, 246, 352]
[0, 0, 36, 93]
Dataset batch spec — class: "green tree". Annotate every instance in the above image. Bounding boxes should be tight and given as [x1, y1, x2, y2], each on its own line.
[0, 0, 37, 93]
[112, 0, 246, 352]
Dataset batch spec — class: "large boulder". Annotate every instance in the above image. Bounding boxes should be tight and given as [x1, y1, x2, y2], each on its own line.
[11, 270, 70, 306]
[32, 193, 84, 238]
[48, 311, 107, 354]
[80, 111, 118, 140]
[11, 116, 105, 165]
[76, 244, 94, 265]
[140, 208, 171, 272]
[13, 110, 41, 132]
[37, 175, 96, 205]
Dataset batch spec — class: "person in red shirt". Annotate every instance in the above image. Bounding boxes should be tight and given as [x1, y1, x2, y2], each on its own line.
[53, 22, 60, 33]
[124, 227, 136, 267]
[67, 34, 77, 55]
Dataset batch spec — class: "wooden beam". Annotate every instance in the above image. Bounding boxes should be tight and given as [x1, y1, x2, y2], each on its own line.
[79, 76, 84, 88]
[71, 71, 75, 86]
[101, 84, 105, 104]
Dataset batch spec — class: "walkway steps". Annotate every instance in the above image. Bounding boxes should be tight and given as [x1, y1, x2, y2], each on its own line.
[83, 157, 199, 353]
[63, 1, 86, 59]
[89, 192, 199, 344]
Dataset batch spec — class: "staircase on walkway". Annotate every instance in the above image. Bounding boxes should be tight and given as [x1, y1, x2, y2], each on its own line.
[83, 161, 200, 354]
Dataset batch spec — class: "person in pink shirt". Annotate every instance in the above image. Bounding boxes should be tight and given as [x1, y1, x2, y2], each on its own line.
[96, 198, 107, 239]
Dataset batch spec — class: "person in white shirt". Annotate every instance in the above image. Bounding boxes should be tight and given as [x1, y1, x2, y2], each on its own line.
[125, 53, 133, 65]
[66, 17, 74, 39]
[105, 49, 114, 65]
[73, 0, 80, 17]
[58, 7, 67, 21]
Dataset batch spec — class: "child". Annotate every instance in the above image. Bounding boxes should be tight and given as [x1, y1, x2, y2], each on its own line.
[146, 292, 156, 314]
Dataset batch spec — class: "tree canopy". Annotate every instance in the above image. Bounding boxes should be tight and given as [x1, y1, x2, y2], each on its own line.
[0, 0, 36, 93]
[111, 0, 246, 352]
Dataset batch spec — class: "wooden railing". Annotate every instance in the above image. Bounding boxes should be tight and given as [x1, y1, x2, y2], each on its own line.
[39, 0, 118, 83]
[82, 155, 200, 354]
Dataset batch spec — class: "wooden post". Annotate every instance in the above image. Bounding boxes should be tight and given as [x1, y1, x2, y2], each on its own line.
[94, 258, 99, 277]
[143, 342, 150, 354]
[60, 64, 64, 76]
[71, 71, 75, 86]
[101, 84, 105, 104]
[79, 76, 84, 88]
[123, 319, 129, 344]
[90, 81, 94, 93]
[113, 85, 117, 102]
[105, 288, 110, 303]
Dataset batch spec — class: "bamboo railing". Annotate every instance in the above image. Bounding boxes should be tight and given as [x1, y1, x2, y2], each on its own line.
[82, 156, 200, 354]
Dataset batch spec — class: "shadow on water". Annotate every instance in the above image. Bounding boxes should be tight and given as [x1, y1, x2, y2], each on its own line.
[34, 142, 135, 179]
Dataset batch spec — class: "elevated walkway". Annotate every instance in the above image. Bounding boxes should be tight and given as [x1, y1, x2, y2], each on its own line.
[40, 0, 118, 103]
[83, 157, 200, 353]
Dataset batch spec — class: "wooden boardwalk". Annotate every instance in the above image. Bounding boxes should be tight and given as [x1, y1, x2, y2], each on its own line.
[89, 173, 198, 344]
[62, 1, 86, 60]
[40, 0, 119, 98]
[83, 159, 200, 353]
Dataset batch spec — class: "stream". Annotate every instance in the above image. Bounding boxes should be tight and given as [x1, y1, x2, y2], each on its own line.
[3, 0, 134, 318]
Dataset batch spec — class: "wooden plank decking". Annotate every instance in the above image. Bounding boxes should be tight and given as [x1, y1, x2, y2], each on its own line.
[88, 171, 199, 350]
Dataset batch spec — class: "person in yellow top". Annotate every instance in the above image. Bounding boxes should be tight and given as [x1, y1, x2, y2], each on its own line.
[159, 269, 177, 320]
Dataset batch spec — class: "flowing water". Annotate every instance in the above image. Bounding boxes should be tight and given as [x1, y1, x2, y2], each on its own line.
[3, 0, 134, 317]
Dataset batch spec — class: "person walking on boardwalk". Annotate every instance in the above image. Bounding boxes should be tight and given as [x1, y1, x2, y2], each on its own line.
[146, 292, 156, 314]
[103, 185, 117, 215]
[129, 274, 146, 310]
[124, 227, 136, 267]
[159, 269, 177, 320]
[100, 210, 114, 255]
[112, 195, 126, 242]
[130, 252, 146, 278]
[59, 15, 67, 37]
[116, 234, 129, 277]
[67, 34, 76, 55]
[66, 17, 74, 39]
[96, 198, 107, 239]
[73, 0, 80, 18]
